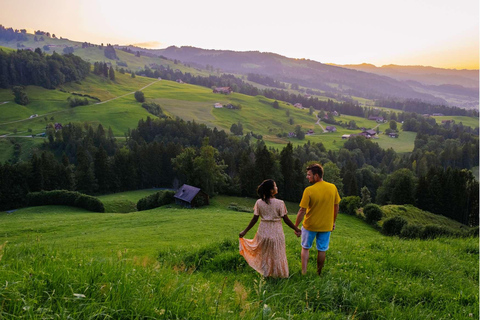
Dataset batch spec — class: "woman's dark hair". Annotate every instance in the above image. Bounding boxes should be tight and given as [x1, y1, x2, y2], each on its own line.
[257, 179, 275, 204]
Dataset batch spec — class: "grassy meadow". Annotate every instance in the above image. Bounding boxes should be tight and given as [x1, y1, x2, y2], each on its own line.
[0, 192, 478, 319]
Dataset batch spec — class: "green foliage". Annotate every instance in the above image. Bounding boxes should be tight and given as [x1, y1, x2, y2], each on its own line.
[382, 215, 408, 236]
[364, 203, 383, 223]
[67, 95, 89, 107]
[141, 101, 166, 118]
[400, 224, 424, 239]
[26, 190, 105, 212]
[136, 190, 175, 211]
[134, 90, 145, 102]
[421, 225, 457, 239]
[12, 86, 29, 105]
[339, 196, 361, 215]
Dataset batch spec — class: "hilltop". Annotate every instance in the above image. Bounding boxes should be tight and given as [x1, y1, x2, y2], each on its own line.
[2, 25, 478, 110]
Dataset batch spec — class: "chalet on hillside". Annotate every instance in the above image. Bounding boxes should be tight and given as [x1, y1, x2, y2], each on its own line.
[325, 126, 337, 132]
[368, 116, 384, 122]
[363, 129, 377, 137]
[294, 103, 303, 109]
[213, 87, 232, 94]
[214, 103, 223, 108]
[174, 184, 209, 208]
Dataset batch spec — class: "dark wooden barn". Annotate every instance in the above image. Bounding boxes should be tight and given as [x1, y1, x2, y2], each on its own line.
[174, 184, 209, 208]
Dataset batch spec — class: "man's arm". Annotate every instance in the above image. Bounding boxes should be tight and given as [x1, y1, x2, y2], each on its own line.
[295, 207, 306, 228]
[333, 204, 339, 230]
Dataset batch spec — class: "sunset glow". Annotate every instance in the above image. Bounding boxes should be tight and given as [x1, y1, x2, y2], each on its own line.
[1, 0, 478, 69]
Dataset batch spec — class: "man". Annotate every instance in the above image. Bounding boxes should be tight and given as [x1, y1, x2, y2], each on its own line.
[295, 163, 341, 275]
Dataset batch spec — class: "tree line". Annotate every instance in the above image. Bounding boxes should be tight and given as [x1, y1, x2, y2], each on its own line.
[0, 25, 28, 42]
[0, 49, 90, 89]
[1, 117, 477, 226]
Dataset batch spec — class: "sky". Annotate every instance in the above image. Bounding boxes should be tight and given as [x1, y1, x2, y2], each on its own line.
[1, 0, 478, 69]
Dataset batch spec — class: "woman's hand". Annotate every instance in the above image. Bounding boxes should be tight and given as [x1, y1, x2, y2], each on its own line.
[239, 230, 246, 238]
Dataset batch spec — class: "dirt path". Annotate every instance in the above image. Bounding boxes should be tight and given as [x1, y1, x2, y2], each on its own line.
[95, 79, 161, 105]
[313, 112, 328, 133]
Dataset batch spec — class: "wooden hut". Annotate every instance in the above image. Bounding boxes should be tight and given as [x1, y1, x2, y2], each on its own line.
[174, 184, 209, 208]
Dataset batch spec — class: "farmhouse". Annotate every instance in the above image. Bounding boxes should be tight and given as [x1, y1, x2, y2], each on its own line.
[342, 134, 351, 139]
[214, 103, 223, 108]
[368, 116, 384, 122]
[213, 87, 232, 94]
[388, 133, 399, 138]
[294, 103, 304, 109]
[363, 129, 377, 137]
[174, 184, 209, 208]
[325, 126, 337, 132]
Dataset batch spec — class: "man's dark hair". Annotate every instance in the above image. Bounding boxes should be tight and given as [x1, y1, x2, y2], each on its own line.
[307, 163, 324, 179]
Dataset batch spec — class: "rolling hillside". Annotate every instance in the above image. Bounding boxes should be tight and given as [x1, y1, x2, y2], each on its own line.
[0, 69, 421, 164]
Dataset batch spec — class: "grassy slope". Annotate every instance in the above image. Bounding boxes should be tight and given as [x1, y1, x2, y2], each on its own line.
[0, 194, 477, 319]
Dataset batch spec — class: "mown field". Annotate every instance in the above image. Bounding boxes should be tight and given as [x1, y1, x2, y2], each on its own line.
[0, 192, 478, 319]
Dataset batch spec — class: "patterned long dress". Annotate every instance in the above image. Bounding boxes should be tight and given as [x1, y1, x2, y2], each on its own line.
[239, 198, 289, 278]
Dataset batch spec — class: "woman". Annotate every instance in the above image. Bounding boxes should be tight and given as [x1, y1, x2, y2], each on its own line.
[239, 179, 301, 278]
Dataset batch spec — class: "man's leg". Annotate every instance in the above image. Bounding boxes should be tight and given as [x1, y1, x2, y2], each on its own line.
[301, 248, 309, 275]
[316, 251, 326, 275]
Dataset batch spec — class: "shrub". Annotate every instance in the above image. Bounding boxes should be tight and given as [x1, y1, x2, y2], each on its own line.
[421, 225, 455, 239]
[339, 196, 361, 215]
[74, 194, 105, 213]
[400, 224, 424, 239]
[137, 190, 175, 211]
[382, 215, 407, 236]
[134, 91, 145, 102]
[364, 203, 383, 223]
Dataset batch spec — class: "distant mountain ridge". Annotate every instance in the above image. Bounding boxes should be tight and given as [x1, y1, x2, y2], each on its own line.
[120, 45, 478, 109]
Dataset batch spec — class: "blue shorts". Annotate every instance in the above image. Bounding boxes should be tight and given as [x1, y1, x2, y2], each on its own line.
[301, 227, 331, 251]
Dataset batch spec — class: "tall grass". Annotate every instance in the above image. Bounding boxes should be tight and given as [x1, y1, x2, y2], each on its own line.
[0, 195, 478, 319]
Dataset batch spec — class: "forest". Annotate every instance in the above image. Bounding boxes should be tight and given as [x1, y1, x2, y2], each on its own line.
[1, 115, 478, 226]
[0, 48, 90, 89]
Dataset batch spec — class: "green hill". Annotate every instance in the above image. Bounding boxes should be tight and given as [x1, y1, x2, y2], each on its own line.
[0, 193, 477, 319]
[1, 70, 416, 162]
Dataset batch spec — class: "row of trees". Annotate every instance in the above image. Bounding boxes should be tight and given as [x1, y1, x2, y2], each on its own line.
[1, 117, 477, 225]
[92, 62, 115, 80]
[0, 25, 28, 42]
[0, 49, 90, 89]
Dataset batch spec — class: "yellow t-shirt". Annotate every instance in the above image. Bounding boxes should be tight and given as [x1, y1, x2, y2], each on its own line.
[299, 181, 341, 232]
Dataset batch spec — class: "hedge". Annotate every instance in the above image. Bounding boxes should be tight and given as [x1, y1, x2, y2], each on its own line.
[26, 190, 105, 212]
[137, 190, 175, 211]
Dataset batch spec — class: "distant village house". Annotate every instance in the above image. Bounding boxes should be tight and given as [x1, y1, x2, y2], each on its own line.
[213, 87, 232, 94]
[325, 126, 337, 132]
[214, 103, 223, 108]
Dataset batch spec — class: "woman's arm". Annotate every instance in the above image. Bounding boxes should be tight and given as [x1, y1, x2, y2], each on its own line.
[239, 215, 259, 238]
[282, 215, 301, 234]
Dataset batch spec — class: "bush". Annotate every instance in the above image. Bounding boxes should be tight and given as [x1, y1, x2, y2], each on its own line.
[134, 91, 145, 102]
[421, 225, 455, 239]
[339, 196, 361, 215]
[26, 190, 104, 212]
[400, 224, 424, 239]
[364, 203, 383, 223]
[137, 190, 175, 211]
[382, 215, 407, 236]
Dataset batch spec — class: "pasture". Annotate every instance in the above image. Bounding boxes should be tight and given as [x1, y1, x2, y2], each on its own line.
[0, 193, 477, 319]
